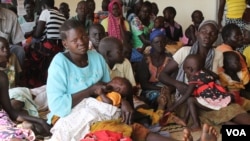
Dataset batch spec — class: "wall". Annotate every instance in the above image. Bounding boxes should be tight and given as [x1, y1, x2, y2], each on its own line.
[54, 0, 218, 31]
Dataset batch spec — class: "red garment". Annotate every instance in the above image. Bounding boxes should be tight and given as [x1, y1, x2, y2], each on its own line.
[191, 81, 226, 97]
[81, 130, 132, 141]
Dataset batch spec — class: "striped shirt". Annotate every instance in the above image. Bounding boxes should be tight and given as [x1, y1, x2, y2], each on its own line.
[39, 9, 66, 39]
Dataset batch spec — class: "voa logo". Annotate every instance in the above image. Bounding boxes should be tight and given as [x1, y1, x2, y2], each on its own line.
[226, 129, 247, 136]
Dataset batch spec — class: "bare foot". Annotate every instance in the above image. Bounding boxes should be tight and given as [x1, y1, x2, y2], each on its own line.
[182, 128, 193, 141]
[171, 114, 187, 126]
[160, 86, 172, 108]
[199, 123, 218, 141]
[157, 92, 167, 110]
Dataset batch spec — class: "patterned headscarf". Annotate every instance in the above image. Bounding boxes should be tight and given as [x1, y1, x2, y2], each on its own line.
[107, 0, 124, 40]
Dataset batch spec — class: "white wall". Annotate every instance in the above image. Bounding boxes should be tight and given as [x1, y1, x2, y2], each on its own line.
[55, 0, 218, 31]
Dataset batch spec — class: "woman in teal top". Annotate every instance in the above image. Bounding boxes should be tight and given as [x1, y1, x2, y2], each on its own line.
[46, 20, 110, 125]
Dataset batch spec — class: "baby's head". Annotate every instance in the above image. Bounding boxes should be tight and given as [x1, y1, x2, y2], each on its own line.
[183, 54, 204, 79]
[107, 77, 133, 98]
[154, 16, 165, 29]
[223, 51, 242, 73]
[0, 37, 10, 62]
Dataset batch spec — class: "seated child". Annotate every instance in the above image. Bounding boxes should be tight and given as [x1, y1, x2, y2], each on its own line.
[0, 37, 22, 88]
[185, 10, 204, 46]
[153, 16, 165, 31]
[0, 29, 48, 119]
[219, 51, 250, 111]
[166, 54, 232, 131]
[163, 6, 183, 42]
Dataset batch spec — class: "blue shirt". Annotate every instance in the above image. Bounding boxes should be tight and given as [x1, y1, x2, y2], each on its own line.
[46, 51, 110, 124]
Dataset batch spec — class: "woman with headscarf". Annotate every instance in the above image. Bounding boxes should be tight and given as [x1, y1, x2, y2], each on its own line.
[101, 0, 131, 43]
[136, 29, 172, 108]
[159, 20, 250, 127]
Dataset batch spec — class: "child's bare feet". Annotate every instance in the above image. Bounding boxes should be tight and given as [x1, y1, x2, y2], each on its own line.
[199, 123, 218, 141]
[182, 128, 193, 141]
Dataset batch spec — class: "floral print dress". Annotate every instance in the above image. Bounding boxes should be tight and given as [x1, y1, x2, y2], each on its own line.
[189, 70, 232, 110]
[0, 109, 35, 141]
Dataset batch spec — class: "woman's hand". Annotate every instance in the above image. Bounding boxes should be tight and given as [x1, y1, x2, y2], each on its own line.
[121, 99, 134, 125]
[91, 82, 107, 96]
[175, 81, 188, 94]
[38, 119, 52, 136]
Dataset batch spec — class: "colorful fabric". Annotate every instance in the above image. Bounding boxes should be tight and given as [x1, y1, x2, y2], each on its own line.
[130, 14, 154, 48]
[147, 56, 170, 83]
[216, 43, 250, 81]
[46, 51, 111, 124]
[174, 41, 218, 99]
[130, 48, 143, 62]
[0, 110, 35, 141]
[219, 71, 250, 108]
[106, 0, 124, 40]
[90, 120, 151, 141]
[90, 119, 132, 138]
[189, 70, 231, 110]
[96, 92, 122, 107]
[137, 108, 164, 125]
[81, 130, 132, 141]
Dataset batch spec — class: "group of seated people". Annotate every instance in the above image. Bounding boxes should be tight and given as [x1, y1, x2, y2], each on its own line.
[1, 0, 250, 140]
